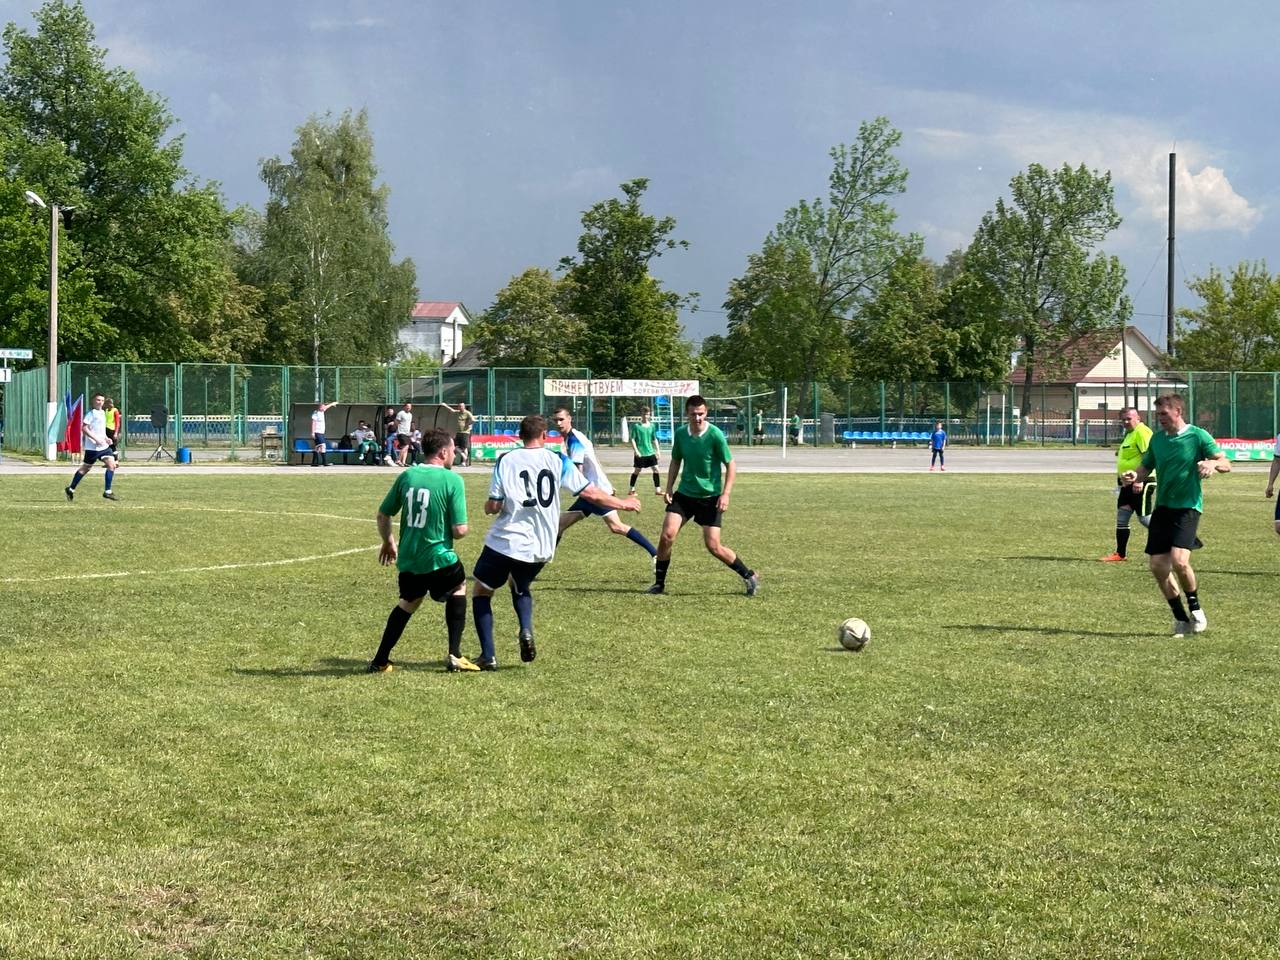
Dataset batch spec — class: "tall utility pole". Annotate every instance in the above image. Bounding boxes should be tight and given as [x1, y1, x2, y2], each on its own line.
[24, 190, 61, 460]
[1167, 152, 1176, 358]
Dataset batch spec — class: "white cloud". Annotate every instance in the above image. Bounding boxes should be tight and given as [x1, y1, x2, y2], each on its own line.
[101, 32, 159, 73]
[911, 96, 1261, 235]
[308, 17, 388, 32]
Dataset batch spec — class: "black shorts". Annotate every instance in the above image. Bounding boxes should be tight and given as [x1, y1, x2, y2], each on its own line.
[83, 448, 116, 466]
[633, 453, 659, 469]
[399, 561, 466, 603]
[666, 491, 723, 528]
[1145, 507, 1201, 555]
[455, 433, 471, 451]
[472, 545, 545, 594]
[1117, 481, 1143, 511]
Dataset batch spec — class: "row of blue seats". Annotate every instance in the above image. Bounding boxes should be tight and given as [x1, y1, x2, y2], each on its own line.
[841, 430, 931, 444]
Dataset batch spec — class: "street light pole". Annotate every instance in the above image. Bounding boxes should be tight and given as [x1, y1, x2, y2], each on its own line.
[46, 202, 60, 461]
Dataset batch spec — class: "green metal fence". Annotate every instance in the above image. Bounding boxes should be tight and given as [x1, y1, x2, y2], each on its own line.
[5, 364, 1279, 457]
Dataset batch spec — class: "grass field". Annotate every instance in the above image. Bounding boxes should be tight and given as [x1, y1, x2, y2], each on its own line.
[2, 468, 1279, 959]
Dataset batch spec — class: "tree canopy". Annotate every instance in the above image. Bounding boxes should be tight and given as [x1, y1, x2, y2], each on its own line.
[1175, 261, 1280, 370]
[965, 162, 1130, 411]
[1, 0, 251, 361]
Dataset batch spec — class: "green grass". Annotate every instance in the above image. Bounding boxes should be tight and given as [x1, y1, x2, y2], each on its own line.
[2, 470, 1279, 959]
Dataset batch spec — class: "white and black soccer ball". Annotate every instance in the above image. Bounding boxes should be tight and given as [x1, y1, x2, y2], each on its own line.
[837, 617, 871, 651]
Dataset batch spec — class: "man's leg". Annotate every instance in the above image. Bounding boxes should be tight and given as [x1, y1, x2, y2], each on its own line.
[702, 525, 758, 596]
[508, 562, 543, 662]
[1170, 546, 1206, 631]
[102, 455, 119, 499]
[649, 512, 684, 593]
[370, 595, 424, 671]
[602, 511, 657, 557]
[1149, 551, 1190, 632]
[652, 469, 662, 494]
[628, 466, 640, 495]
[556, 510, 583, 545]
[66, 462, 92, 500]
[471, 581, 497, 665]
[1103, 504, 1134, 561]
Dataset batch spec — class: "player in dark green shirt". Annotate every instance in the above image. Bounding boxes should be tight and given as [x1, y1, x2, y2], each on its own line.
[1123, 393, 1230, 636]
[628, 405, 663, 496]
[648, 395, 758, 597]
[368, 428, 477, 673]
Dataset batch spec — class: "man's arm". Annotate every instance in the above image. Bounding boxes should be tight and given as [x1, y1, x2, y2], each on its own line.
[1198, 450, 1231, 478]
[452, 523, 469, 538]
[376, 511, 397, 565]
[717, 459, 737, 512]
[579, 484, 640, 514]
[1267, 456, 1280, 497]
[663, 449, 681, 504]
[484, 498, 503, 515]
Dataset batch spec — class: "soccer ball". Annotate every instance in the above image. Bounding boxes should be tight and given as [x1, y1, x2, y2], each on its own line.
[837, 617, 871, 651]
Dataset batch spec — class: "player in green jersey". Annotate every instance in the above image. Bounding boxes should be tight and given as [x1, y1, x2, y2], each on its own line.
[1100, 406, 1153, 562]
[648, 395, 759, 596]
[1122, 394, 1230, 636]
[627, 406, 663, 496]
[368, 428, 476, 673]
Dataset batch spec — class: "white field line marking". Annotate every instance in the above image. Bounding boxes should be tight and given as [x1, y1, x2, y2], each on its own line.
[0, 503, 379, 583]
[0, 545, 378, 584]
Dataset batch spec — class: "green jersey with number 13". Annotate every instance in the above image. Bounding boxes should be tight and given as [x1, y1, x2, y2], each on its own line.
[378, 464, 468, 573]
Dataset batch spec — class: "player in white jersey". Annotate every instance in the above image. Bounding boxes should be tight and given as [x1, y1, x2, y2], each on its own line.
[471, 413, 641, 668]
[65, 393, 120, 502]
[551, 407, 658, 562]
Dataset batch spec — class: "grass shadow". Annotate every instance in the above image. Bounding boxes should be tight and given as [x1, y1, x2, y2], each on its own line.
[1001, 555, 1100, 565]
[948, 623, 1152, 639]
[231, 656, 440, 678]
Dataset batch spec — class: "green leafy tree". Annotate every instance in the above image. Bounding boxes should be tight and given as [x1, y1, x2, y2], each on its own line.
[470, 267, 582, 366]
[559, 178, 694, 376]
[965, 162, 1130, 413]
[1, 0, 251, 361]
[719, 117, 915, 397]
[244, 109, 416, 374]
[1174, 261, 1280, 370]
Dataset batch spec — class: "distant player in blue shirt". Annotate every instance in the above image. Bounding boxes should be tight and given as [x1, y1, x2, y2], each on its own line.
[929, 421, 947, 471]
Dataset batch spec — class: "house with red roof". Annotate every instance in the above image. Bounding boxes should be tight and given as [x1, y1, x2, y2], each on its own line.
[399, 301, 473, 362]
[1009, 325, 1177, 419]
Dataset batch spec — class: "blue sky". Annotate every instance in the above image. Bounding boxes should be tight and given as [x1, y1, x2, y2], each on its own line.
[6, 0, 1273, 347]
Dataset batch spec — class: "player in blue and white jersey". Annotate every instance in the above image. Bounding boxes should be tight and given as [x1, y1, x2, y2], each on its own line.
[471, 414, 641, 668]
[551, 407, 657, 563]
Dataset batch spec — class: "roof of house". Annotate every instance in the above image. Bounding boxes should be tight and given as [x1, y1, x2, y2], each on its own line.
[410, 301, 470, 321]
[1011, 325, 1164, 384]
[445, 343, 488, 369]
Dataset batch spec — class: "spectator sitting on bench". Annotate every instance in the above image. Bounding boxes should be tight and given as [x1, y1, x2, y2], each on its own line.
[353, 421, 380, 464]
[407, 426, 424, 465]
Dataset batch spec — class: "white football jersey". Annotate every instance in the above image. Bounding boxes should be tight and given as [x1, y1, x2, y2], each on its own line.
[484, 446, 590, 563]
[565, 428, 613, 495]
[83, 408, 110, 451]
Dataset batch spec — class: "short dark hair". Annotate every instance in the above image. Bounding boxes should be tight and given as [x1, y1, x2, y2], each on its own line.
[1155, 393, 1184, 415]
[685, 394, 707, 410]
[520, 414, 548, 442]
[639, 405, 650, 415]
[422, 428, 454, 459]
[552, 405, 572, 419]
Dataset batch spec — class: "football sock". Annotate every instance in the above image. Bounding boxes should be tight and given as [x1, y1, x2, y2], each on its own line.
[1116, 528, 1130, 557]
[653, 473, 661, 489]
[312, 450, 320, 466]
[445, 595, 467, 657]
[103, 468, 114, 493]
[626, 527, 657, 556]
[510, 585, 534, 633]
[69, 472, 84, 490]
[629, 470, 641, 488]
[1186, 590, 1201, 612]
[654, 558, 670, 587]
[1167, 596, 1190, 621]
[472, 594, 495, 662]
[374, 605, 412, 664]
[725, 556, 752, 578]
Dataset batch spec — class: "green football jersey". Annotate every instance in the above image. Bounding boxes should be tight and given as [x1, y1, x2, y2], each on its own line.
[631, 421, 657, 457]
[1141, 425, 1220, 512]
[673, 423, 732, 497]
[378, 465, 468, 573]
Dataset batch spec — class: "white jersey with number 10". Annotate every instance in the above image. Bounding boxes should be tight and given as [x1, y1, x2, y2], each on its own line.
[485, 447, 590, 563]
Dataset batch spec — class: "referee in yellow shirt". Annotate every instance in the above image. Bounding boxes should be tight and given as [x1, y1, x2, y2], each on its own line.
[1100, 406, 1153, 562]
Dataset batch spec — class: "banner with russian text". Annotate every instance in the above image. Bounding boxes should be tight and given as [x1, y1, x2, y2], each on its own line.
[543, 378, 700, 398]
[1216, 438, 1275, 461]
